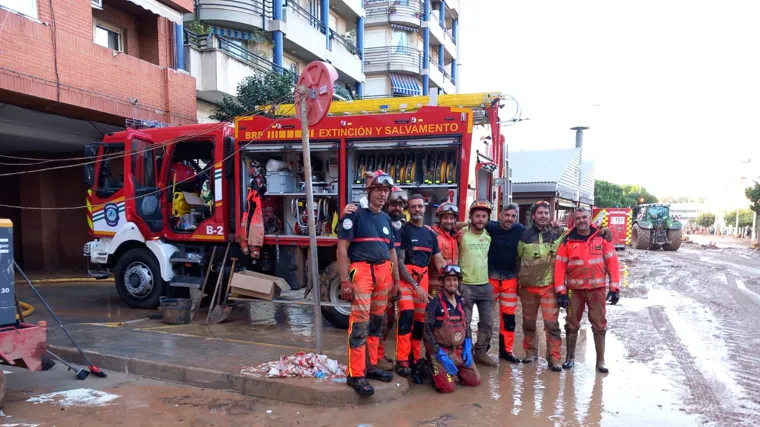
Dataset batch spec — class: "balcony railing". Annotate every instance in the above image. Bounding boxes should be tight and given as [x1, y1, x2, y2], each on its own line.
[196, 0, 274, 19]
[364, 46, 422, 71]
[429, 56, 444, 72]
[366, 0, 422, 19]
[330, 30, 360, 57]
[184, 30, 297, 82]
[443, 69, 452, 82]
[286, 0, 326, 32]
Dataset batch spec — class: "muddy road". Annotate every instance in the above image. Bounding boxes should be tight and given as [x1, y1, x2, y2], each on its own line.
[3, 239, 759, 426]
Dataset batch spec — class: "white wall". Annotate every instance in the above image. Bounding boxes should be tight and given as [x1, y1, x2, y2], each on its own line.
[365, 76, 389, 97]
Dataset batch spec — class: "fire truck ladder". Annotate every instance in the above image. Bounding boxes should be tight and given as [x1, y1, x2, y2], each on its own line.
[250, 92, 506, 118]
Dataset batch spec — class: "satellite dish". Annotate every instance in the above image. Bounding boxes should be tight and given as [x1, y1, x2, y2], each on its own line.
[295, 61, 339, 127]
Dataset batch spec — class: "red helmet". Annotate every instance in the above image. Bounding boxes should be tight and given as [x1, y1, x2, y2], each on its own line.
[436, 202, 458, 217]
[469, 199, 493, 215]
[170, 162, 195, 183]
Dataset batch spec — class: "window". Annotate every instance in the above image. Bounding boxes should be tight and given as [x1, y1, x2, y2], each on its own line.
[93, 20, 123, 52]
[392, 30, 409, 52]
[329, 13, 338, 33]
[91, 0, 103, 9]
[0, 0, 37, 19]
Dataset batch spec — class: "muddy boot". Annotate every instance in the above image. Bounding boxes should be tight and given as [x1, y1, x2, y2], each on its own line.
[562, 332, 577, 370]
[395, 361, 411, 378]
[366, 366, 393, 383]
[548, 359, 562, 372]
[594, 333, 608, 374]
[376, 356, 394, 372]
[499, 335, 521, 364]
[410, 359, 425, 385]
[347, 376, 375, 396]
[521, 350, 538, 364]
[474, 349, 498, 368]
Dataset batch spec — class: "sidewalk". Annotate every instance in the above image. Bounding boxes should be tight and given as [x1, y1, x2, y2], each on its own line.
[16, 281, 409, 406]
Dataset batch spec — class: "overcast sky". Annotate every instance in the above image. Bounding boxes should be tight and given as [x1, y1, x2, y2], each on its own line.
[460, 0, 760, 201]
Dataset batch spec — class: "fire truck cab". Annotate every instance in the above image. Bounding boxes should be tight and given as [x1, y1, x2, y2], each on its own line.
[82, 93, 510, 328]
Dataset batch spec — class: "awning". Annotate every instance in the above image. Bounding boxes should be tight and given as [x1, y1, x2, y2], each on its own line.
[126, 0, 182, 24]
[208, 26, 262, 41]
[390, 24, 419, 33]
[390, 73, 421, 96]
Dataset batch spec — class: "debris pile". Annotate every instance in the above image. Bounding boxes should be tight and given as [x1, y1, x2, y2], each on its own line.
[701, 241, 718, 249]
[241, 352, 347, 379]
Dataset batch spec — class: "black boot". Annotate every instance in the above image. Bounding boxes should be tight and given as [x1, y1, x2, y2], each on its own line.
[395, 361, 411, 377]
[367, 366, 393, 382]
[347, 376, 375, 396]
[410, 359, 426, 384]
[499, 334, 522, 364]
[562, 331, 577, 370]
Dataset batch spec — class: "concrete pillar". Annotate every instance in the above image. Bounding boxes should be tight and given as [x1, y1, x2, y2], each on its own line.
[175, 22, 185, 71]
[451, 58, 456, 82]
[321, 0, 330, 49]
[19, 172, 59, 271]
[356, 16, 364, 65]
[423, 76, 429, 95]
[273, 0, 284, 69]
[452, 18, 458, 43]
[439, 0, 445, 26]
[423, 0, 430, 96]
[438, 44, 444, 69]
[355, 82, 363, 97]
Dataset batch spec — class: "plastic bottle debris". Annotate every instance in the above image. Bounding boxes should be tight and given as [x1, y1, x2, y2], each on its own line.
[241, 352, 347, 379]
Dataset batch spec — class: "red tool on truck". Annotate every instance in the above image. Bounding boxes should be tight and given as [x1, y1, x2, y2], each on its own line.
[82, 93, 510, 329]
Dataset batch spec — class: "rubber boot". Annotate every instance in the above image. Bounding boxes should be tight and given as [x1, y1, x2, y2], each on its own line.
[396, 361, 411, 377]
[410, 359, 425, 385]
[594, 333, 608, 373]
[548, 358, 562, 372]
[474, 349, 498, 368]
[376, 356, 394, 372]
[366, 366, 393, 383]
[499, 335, 521, 364]
[562, 331, 577, 370]
[521, 350, 538, 364]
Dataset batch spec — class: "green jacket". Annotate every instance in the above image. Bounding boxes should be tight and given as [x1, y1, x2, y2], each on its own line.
[517, 225, 568, 287]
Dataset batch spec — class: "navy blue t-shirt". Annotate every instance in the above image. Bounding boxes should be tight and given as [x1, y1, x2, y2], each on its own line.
[486, 221, 525, 279]
[400, 223, 440, 267]
[338, 208, 395, 263]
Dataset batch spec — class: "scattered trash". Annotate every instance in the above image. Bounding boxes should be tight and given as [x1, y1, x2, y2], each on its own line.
[241, 352, 347, 379]
[266, 410, 273, 414]
[26, 388, 120, 407]
[332, 378, 347, 384]
[701, 241, 718, 249]
[1, 423, 39, 427]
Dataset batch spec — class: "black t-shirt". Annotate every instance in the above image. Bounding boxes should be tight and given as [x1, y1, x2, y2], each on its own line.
[486, 221, 525, 279]
[400, 222, 441, 267]
[338, 208, 395, 263]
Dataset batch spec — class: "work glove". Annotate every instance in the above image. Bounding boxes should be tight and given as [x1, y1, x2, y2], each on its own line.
[341, 280, 354, 302]
[607, 291, 619, 305]
[436, 348, 459, 375]
[557, 293, 569, 309]
[462, 338, 473, 367]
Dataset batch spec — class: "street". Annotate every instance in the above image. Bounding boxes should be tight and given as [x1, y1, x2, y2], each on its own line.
[2, 238, 759, 427]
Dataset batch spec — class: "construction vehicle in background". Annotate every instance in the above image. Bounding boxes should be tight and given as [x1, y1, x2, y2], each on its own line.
[631, 203, 682, 251]
[82, 92, 511, 329]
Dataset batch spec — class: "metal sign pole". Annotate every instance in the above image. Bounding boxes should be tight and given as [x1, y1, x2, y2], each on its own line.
[298, 87, 324, 354]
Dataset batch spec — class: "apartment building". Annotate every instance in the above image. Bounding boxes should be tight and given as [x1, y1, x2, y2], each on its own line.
[0, 0, 196, 271]
[185, 0, 460, 121]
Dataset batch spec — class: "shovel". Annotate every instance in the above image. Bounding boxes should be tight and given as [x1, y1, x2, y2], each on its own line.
[209, 257, 238, 324]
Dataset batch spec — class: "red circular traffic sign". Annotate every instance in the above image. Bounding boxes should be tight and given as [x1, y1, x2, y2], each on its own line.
[295, 61, 339, 126]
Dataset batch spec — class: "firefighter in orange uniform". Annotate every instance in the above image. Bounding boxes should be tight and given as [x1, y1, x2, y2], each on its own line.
[554, 207, 621, 373]
[428, 202, 460, 297]
[337, 172, 401, 396]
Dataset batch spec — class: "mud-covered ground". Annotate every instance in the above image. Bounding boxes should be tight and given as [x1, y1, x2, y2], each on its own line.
[3, 236, 759, 426]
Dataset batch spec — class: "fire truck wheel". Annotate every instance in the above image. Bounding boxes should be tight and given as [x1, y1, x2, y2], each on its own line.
[0, 370, 5, 405]
[319, 262, 349, 330]
[632, 224, 650, 250]
[114, 248, 165, 309]
[663, 229, 682, 251]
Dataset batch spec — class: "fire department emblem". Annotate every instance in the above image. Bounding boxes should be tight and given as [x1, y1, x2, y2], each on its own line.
[104, 203, 120, 227]
[342, 218, 353, 230]
[454, 332, 463, 342]
[382, 227, 390, 235]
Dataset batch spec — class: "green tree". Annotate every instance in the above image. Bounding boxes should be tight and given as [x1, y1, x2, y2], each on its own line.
[594, 180, 658, 207]
[696, 212, 716, 228]
[746, 181, 760, 214]
[723, 209, 754, 227]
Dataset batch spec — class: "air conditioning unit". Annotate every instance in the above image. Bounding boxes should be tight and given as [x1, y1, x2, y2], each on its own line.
[91, 0, 103, 9]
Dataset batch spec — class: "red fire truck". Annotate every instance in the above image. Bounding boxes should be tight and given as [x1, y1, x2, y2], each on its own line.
[567, 207, 632, 250]
[82, 93, 509, 328]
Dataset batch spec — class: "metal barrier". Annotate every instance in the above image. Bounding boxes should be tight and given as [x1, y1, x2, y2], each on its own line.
[286, 0, 325, 32]
[363, 46, 421, 72]
[366, 0, 422, 18]
[330, 30, 360, 57]
[196, 0, 274, 19]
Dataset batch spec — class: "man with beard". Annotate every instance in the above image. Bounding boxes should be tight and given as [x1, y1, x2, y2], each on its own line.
[423, 264, 481, 393]
[516, 201, 566, 371]
[343, 181, 408, 373]
[428, 202, 460, 298]
[396, 194, 446, 383]
[457, 200, 498, 367]
[554, 207, 620, 373]
[485, 204, 525, 364]
[337, 172, 401, 396]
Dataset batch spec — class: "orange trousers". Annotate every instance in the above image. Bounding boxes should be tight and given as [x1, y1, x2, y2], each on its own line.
[520, 285, 562, 362]
[377, 296, 396, 360]
[490, 277, 518, 356]
[347, 261, 392, 378]
[396, 264, 428, 365]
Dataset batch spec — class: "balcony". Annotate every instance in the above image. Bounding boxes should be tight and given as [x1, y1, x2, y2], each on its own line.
[446, 0, 460, 16]
[427, 57, 445, 89]
[331, 0, 365, 19]
[365, 0, 422, 29]
[282, 1, 327, 61]
[442, 69, 455, 93]
[328, 30, 363, 82]
[428, 11, 456, 58]
[195, 0, 273, 31]
[184, 31, 296, 103]
[364, 46, 421, 75]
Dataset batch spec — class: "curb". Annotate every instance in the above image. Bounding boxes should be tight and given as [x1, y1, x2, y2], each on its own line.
[48, 345, 410, 406]
[15, 278, 114, 285]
